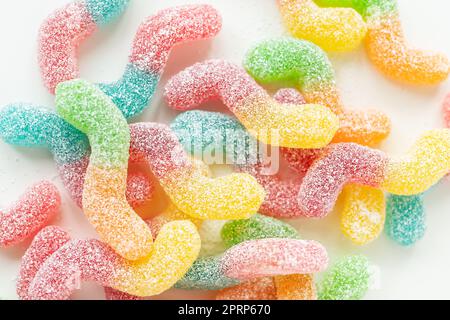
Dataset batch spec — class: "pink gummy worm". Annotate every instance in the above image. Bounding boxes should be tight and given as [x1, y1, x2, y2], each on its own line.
[130, 4, 222, 74]
[57, 156, 154, 208]
[16, 226, 71, 300]
[299, 143, 388, 218]
[221, 238, 328, 280]
[38, 1, 97, 93]
[28, 238, 122, 300]
[0, 181, 61, 248]
[164, 59, 267, 112]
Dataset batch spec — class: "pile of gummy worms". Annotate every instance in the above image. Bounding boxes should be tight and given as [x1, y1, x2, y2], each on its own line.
[0, 0, 449, 300]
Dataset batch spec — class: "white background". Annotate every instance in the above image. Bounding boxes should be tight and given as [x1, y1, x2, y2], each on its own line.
[1, 0, 450, 300]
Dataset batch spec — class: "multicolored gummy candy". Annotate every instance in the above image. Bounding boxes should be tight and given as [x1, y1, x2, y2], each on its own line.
[56, 79, 264, 259]
[300, 129, 450, 218]
[0, 105, 153, 208]
[0, 182, 60, 248]
[315, 0, 450, 85]
[164, 59, 339, 149]
[39, 0, 130, 93]
[318, 255, 370, 300]
[17, 226, 71, 300]
[277, 0, 367, 52]
[176, 238, 328, 291]
[40, 2, 222, 116]
[24, 221, 200, 299]
[3, 4, 222, 208]
[245, 38, 391, 146]
[56, 79, 155, 261]
[129, 122, 265, 221]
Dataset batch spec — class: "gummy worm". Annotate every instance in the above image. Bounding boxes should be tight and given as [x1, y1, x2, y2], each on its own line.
[177, 214, 326, 293]
[172, 91, 387, 245]
[175, 238, 328, 291]
[218, 215, 317, 300]
[164, 59, 340, 149]
[56, 79, 264, 259]
[3, 4, 222, 205]
[40, 2, 222, 113]
[26, 221, 200, 299]
[0, 105, 153, 208]
[38, 0, 130, 93]
[300, 130, 450, 217]
[277, 0, 367, 52]
[129, 122, 265, 221]
[244, 37, 391, 146]
[56, 79, 154, 260]
[315, 0, 450, 85]
[17, 226, 71, 300]
[0, 181, 61, 248]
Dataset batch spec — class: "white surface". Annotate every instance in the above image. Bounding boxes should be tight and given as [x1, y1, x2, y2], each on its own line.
[1, 0, 450, 300]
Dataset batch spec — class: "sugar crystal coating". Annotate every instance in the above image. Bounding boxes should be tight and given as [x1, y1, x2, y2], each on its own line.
[278, 0, 367, 52]
[216, 278, 277, 300]
[0, 181, 61, 248]
[299, 143, 388, 218]
[86, 0, 130, 26]
[340, 185, 386, 245]
[381, 129, 450, 195]
[129, 122, 265, 220]
[17, 226, 70, 300]
[385, 194, 425, 246]
[274, 274, 316, 300]
[245, 38, 391, 146]
[28, 221, 200, 299]
[39, 3, 222, 117]
[101, 4, 222, 118]
[56, 79, 153, 260]
[316, 0, 450, 85]
[221, 214, 299, 248]
[38, 1, 97, 94]
[177, 238, 327, 290]
[164, 59, 339, 149]
[171, 108, 308, 218]
[318, 255, 370, 300]
[222, 239, 328, 280]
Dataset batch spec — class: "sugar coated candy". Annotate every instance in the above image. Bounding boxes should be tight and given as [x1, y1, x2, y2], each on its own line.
[40, 3, 222, 111]
[17, 226, 70, 300]
[177, 238, 328, 290]
[129, 122, 265, 220]
[39, 0, 130, 93]
[315, 0, 450, 85]
[245, 38, 391, 146]
[56, 79, 154, 260]
[385, 194, 426, 246]
[318, 255, 370, 300]
[165, 59, 339, 149]
[27, 221, 200, 299]
[0, 182, 61, 248]
[278, 0, 367, 52]
[340, 185, 386, 245]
